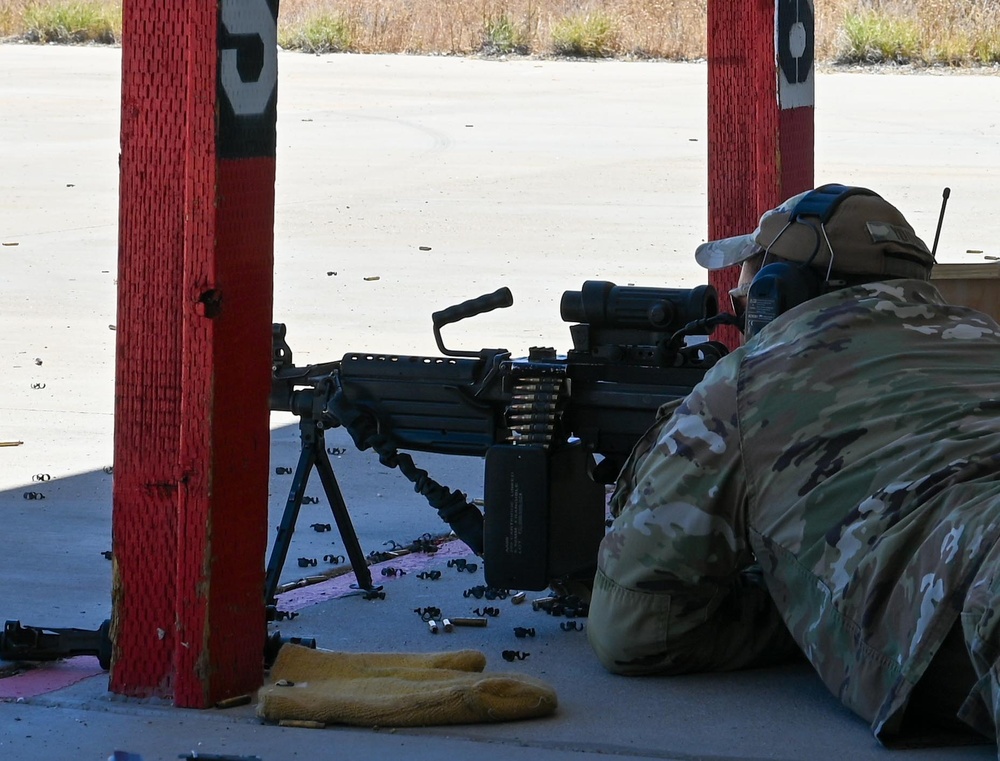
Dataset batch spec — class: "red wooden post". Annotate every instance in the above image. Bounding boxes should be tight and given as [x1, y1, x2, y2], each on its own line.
[112, 0, 277, 706]
[706, 0, 815, 348]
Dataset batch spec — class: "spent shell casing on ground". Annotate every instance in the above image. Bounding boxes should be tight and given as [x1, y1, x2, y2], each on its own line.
[449, 617, 488, 627]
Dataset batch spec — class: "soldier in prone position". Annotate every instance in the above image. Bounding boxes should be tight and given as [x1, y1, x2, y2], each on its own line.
[588, 184, 1000, 749]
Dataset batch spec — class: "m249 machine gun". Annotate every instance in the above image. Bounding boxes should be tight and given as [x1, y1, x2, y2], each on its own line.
[266, 280, 733, 602]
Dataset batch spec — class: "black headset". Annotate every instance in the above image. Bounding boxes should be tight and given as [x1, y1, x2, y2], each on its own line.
[743, 184, 878, 338]
[743, 261, 823, 338]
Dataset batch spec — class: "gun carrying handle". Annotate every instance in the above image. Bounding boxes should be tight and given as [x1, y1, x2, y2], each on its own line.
[432, 287, 513, 357]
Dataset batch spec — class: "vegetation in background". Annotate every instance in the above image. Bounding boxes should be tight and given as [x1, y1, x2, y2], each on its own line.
[6, 0, 120, 43]
[480, 12, 530, 56]
[278, 11, 353, 53]
[550, 11, 619, 58]
[837, 1, 1000, 65]
[841, 10, 921, 64]
[1, 0, 998, 67]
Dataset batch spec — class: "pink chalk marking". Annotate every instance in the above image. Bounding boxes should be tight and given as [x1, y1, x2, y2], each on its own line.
[277, 539, 475, 612]
[0, 655, 104, 699]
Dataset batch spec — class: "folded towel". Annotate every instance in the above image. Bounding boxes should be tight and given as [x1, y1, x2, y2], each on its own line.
[256, 645, 557, 727]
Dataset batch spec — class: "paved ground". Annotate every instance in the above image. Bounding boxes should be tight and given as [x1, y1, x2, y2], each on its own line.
[1, 44, 999, 761]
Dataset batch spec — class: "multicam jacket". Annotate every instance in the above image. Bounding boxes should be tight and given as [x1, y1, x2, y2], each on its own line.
[587, 279, 1000, 743]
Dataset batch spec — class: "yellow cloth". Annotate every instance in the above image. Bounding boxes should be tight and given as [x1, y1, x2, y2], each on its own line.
[256, 645, 557, 727]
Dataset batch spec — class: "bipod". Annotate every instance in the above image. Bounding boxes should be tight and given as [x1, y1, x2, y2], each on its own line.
[265, 415, 376, 607]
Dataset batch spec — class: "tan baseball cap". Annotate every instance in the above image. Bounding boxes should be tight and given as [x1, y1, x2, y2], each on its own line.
[694, 184, 934, 280]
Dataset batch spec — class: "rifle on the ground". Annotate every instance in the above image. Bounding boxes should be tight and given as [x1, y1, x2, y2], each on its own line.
[0, 618, 313, 670]
[266, 280, 734, 601]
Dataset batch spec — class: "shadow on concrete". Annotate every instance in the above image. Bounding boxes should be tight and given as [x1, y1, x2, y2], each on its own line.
[0, 419, 484, 630]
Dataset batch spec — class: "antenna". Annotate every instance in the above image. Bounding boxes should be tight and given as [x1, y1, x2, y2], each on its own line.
[931, 187, 950, 259]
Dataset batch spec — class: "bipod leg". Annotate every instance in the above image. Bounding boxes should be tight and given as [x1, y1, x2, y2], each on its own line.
[264, 418, 317, 606]
[313, 426, 375, 591]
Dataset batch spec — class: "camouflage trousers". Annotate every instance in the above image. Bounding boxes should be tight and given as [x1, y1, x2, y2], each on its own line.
[958, 538, 1000, 744]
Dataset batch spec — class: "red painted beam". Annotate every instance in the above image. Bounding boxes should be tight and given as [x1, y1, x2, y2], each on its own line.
[112, 0, 277, 706]
[706, 0, 815, 349]
[111, 1, 187, 696]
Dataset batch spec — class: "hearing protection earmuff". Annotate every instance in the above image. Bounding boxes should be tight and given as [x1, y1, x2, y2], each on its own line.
[743, 261, 823, 338]
[742, 184, 878, 339]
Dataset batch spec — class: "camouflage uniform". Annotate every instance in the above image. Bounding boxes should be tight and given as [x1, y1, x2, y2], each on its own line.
[588, 279, 1000, 744]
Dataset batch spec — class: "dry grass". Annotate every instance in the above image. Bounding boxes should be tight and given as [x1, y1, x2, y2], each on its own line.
[1, 0, 998, 65]
[1, 0, 120, 42]
[275, 0, 707, 57]
[832, 0, 1000, 64]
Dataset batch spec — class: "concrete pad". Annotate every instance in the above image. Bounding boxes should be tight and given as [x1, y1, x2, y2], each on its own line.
[1, 44, 999, 761]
